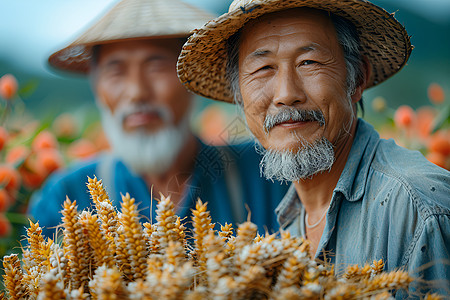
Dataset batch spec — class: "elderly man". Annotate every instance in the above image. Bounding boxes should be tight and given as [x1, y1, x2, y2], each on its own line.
[177, 0, 450, 295]
[29, 0, 288, 238]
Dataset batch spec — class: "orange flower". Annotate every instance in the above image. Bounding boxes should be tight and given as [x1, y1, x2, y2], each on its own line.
[0, 126, 8, 151]
[67, 139, 98, 160]
[0, 164, 21, 192]
[35, 148, 64, 174]
[394, 105, 415, 129]
[428, 131, 450, 156]
[0, 189, 11, 212]
[427, 83, 445, 104]
[52, 113, 79, 138]
[5, 145, 30, 165]
[19, 152, 47, 189]
[19, 166, 45, 190]
[0, 213, 12, 237]
[371, 96, 387, 113]
[84, 122, 110, 151]
[198, 105, 228, 145]
[426, 152, 448, 169]
[415, 107, 436, 141]
[0, 74, 18, 100]
[32, 130, 58, 151]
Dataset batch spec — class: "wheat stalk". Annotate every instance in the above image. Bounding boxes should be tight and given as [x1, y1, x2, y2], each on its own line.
[1, 180, 440, 299]
[61, 197, 90, 291]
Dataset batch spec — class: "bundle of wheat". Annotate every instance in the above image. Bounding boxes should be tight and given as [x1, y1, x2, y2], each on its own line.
[1, 177, 443, 299]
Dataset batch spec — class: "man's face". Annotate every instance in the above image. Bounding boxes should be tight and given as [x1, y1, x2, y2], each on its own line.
[94, 39, 192, 133]
[91, 39, 193, 175]
[239, 8, 359, 154]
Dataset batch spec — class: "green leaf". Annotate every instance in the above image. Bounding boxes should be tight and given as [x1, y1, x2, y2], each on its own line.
[5, 212, 30, 225]
[430, 103, 450, 134]
[18, 79, 39, 99]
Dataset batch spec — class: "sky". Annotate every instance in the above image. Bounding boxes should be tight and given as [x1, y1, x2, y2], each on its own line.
[0, 0, 449, 77]
[0, 0, 231, 76]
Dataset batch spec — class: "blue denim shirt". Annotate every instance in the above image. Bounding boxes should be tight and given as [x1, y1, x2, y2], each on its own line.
[275, 119, 450, 296]
[29, 140, 288, 238]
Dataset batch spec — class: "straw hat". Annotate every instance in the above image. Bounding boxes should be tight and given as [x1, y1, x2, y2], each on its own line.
[177, 0, 413, 103]
[48, 0, 215, 74]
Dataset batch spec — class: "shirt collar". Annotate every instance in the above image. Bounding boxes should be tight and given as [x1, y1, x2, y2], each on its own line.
[275, 183, 301, 229]
[333, 119, 380, 202]
[275, 119, 380, 228]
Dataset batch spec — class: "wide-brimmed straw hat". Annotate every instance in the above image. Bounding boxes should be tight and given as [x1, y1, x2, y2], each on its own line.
[177, 0, 413, 103]
[48, 0, 215, 74]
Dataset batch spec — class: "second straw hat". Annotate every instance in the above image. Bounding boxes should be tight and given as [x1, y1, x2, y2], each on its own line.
[48, 0, 215, 74]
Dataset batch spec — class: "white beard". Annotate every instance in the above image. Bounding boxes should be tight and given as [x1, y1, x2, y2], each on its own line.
[248, 106, 337, 183]
[98, 102, 191, 175]
[257, 137, 335, 183]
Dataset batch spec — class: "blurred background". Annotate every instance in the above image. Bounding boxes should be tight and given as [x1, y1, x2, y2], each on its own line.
[1, 0, 449, 117]
[0, 0, 449, 254]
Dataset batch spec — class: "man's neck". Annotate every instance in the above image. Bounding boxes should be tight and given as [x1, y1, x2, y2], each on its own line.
[293, 119, 357, 214]
[293, 119, 357, 257]
[142, 134, 198, 208]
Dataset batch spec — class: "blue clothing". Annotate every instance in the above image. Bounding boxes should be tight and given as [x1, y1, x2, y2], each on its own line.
[29, 140, 288, 238]
[276, 119, 450, 296]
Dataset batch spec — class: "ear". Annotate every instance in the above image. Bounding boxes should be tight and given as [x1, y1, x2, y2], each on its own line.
[351, 55, 372, 104]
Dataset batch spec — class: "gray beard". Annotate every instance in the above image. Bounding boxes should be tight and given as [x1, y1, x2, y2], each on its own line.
[258, 137, 335, 183]
[98, 102, 191, 175]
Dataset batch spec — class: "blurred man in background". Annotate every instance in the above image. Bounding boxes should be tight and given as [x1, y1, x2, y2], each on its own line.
[29, 0, 288, 238]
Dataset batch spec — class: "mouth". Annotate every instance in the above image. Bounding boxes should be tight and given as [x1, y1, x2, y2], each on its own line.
[264, 109, 325, 133]
[123, 111, 163, 130]
[275, 119, 318, 130]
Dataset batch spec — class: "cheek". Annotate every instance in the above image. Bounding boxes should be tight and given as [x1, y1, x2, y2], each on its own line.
[172, 88, 192, 123]
[323, 96, 354, 142]
[96, 81, 122, 113]
[240, 80, 273, 144]
[154, 76, 192, 123]
[243, 100, 268, 145]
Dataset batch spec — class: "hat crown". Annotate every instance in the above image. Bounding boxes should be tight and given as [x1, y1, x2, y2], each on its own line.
[229, 0, 260, 12]
[49, 0, 215, 73]
[177, 0, 413, 103]
[71, 0, 215, 46]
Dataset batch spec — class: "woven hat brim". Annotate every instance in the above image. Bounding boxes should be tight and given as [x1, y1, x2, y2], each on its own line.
[48, 0, 215, 74]
[177, 0, 413, 103]
[49, 35, 192, 74]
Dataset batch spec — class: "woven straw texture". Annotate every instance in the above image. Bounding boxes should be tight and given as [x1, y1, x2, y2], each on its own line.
[49, 0, 215, 73]
[177, 0, 413, 103]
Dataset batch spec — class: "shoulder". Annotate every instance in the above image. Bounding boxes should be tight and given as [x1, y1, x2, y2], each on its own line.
[195, 140, 261, 169]
[46, 156, 101, 185]
[369, 138, 450, 216]
[28, 153, 131, 214]
[216, 141, 261, 162]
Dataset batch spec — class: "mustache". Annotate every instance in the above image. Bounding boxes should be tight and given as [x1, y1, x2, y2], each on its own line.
[263, 107, 325, 132]
[116, 103, 173, 124]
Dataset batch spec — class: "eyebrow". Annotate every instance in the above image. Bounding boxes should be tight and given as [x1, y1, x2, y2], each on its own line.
[101, 59, 122, 69]
[145, 54, 171, 62]
[101, 54, 171, 68]
[245, 43, 321, 61]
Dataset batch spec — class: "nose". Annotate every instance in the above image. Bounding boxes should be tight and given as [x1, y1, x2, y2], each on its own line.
[272, 65, 306, 107]
[124, 67, 151, 104]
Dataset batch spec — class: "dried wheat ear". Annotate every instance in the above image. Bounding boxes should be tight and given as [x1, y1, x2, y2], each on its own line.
[1, 176, 443, 300]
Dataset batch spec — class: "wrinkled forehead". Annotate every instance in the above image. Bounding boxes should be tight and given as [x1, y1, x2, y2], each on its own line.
[92, 38, 186, 67]
[240, 7, 336, 43]
[237, 7, 342, 62]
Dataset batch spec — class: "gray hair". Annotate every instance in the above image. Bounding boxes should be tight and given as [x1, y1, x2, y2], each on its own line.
[225, 10, 365, 113]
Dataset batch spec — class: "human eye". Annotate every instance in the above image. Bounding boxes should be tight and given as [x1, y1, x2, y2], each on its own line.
[100, 60, 124, 77]
[260, 65, 273, 70]
[300, 60, 319, 66]
[251, 65, 273, 75]
[145, 56, 173, 73]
